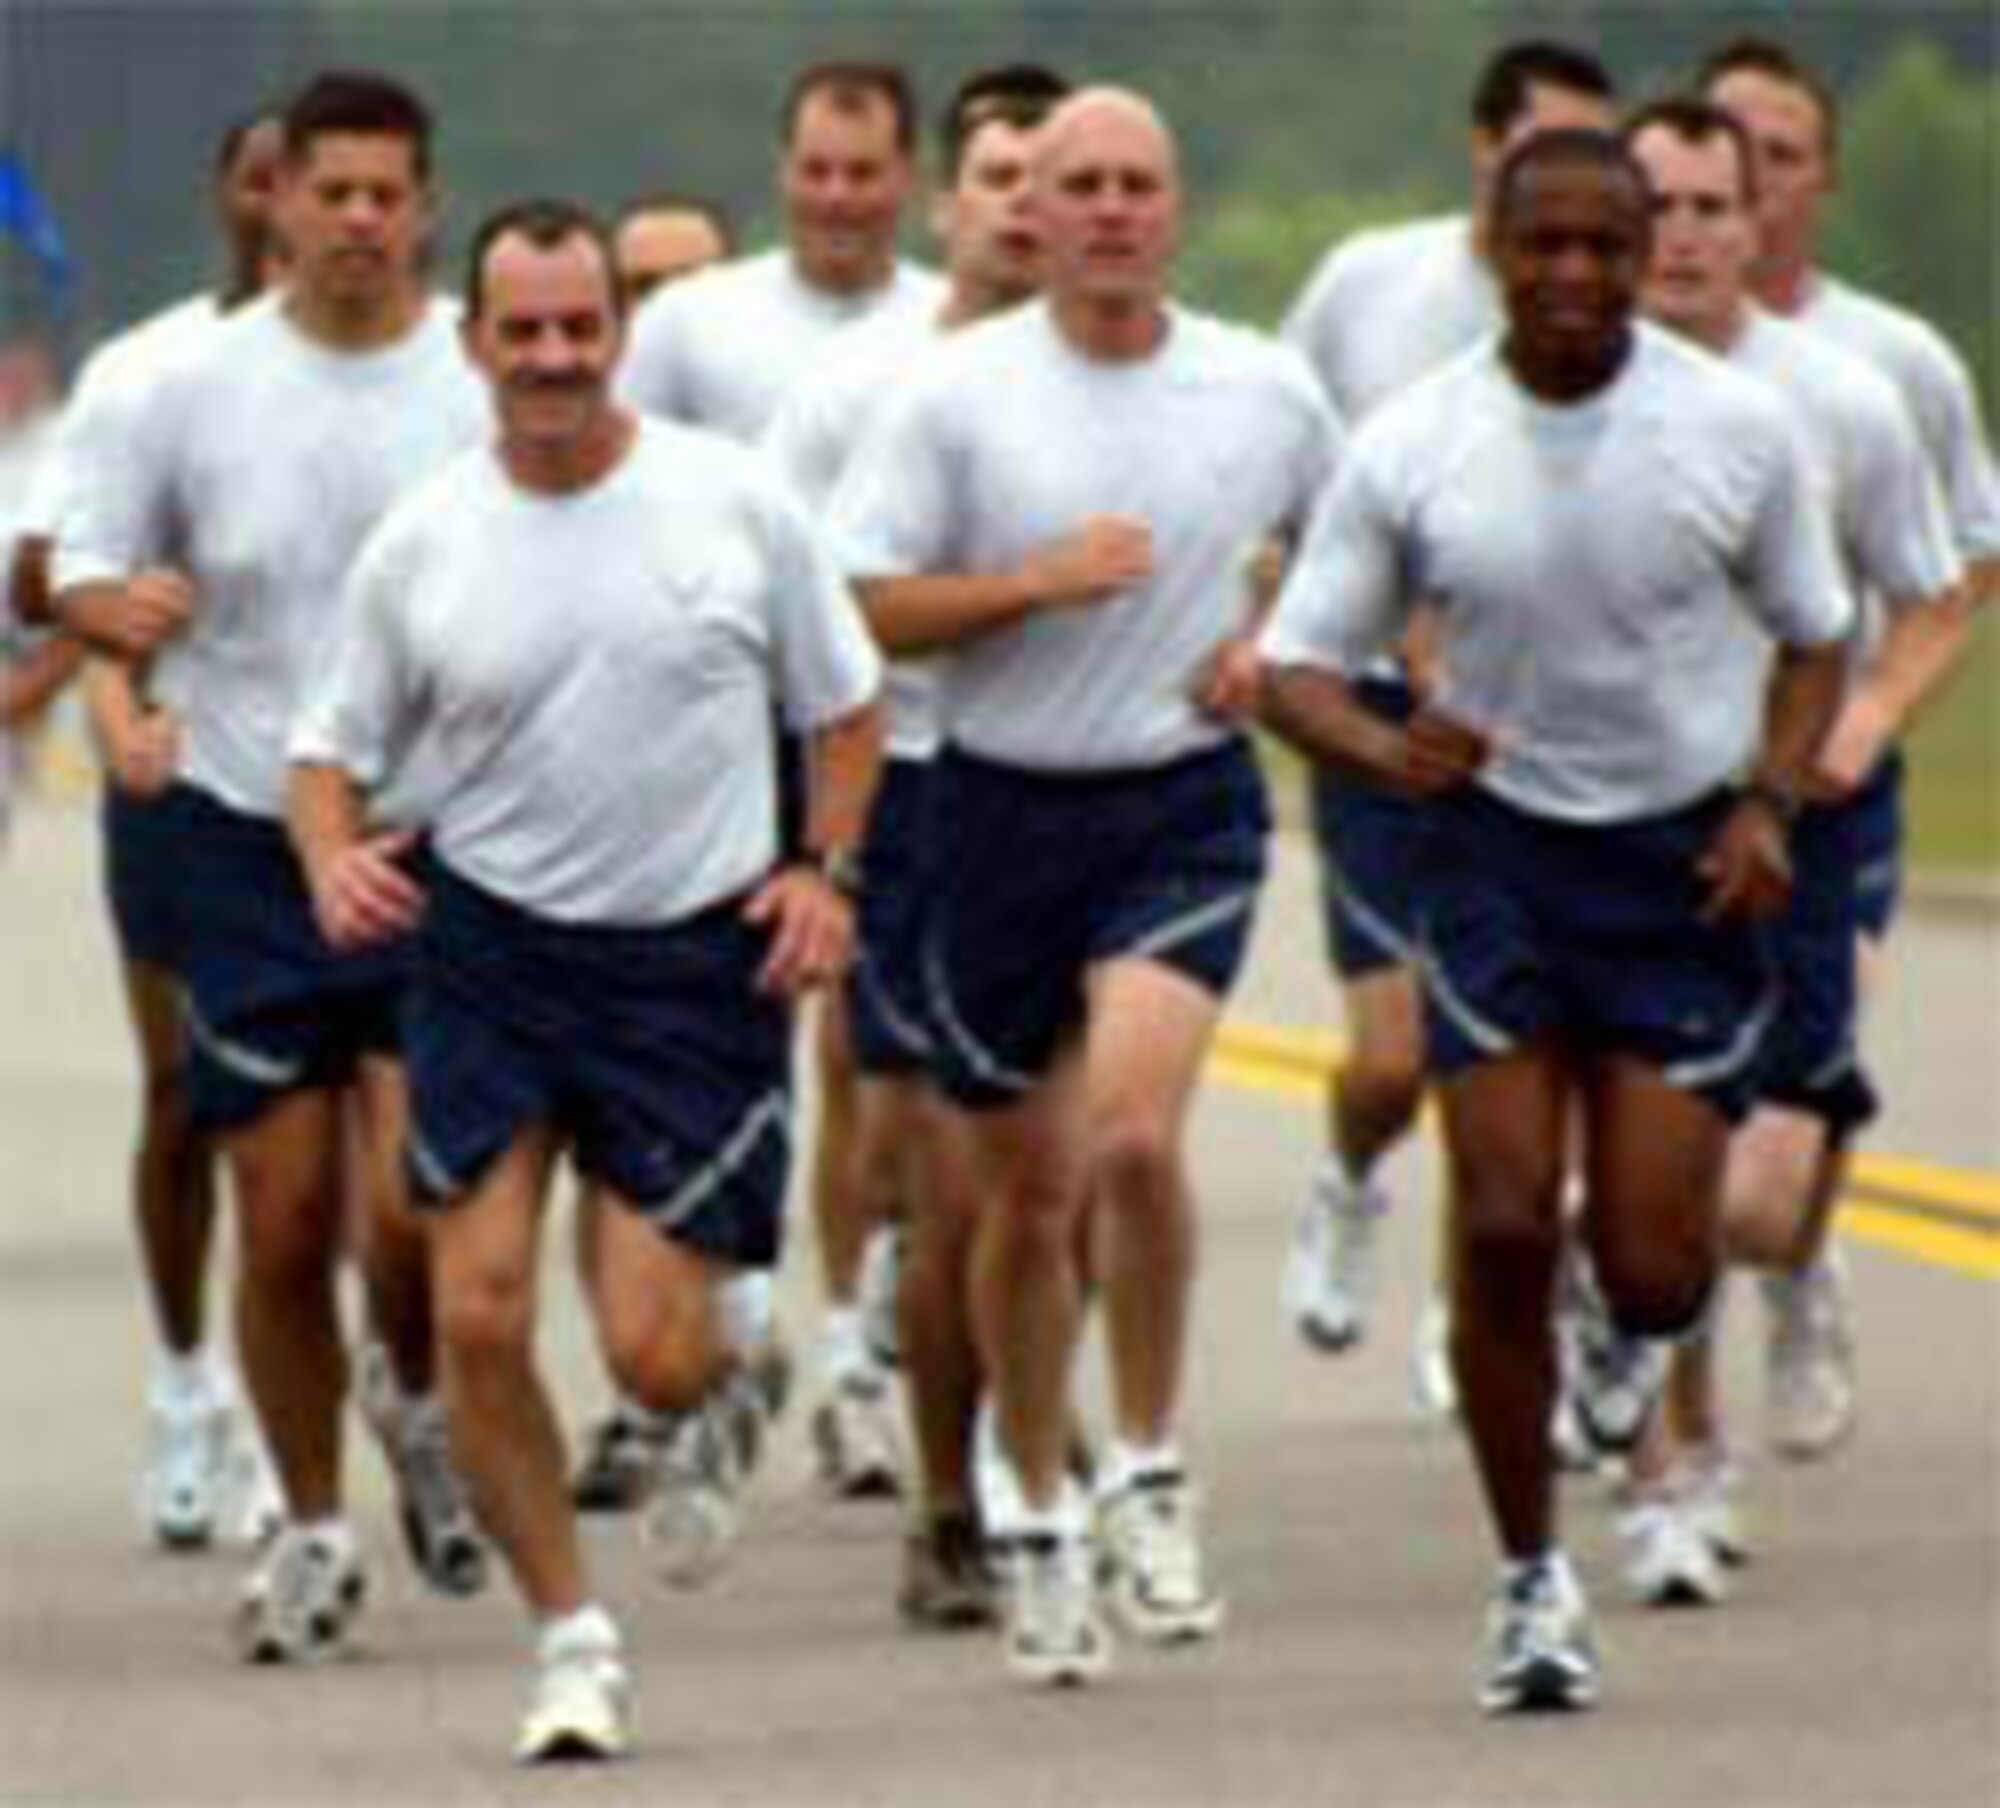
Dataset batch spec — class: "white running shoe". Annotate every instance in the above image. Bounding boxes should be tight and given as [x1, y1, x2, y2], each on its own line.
[1282, 1164, 1389, 1354]
[1563, 1262, 1668, 1457]
[638, 1373, 767, 1590]
[811, 1371, 903, 1501]
[141, 1378, 234, 1551]
[235, 1522, 367, 1664]
[371, 1389, 489, 1599]
[1479, 1554, 1600, 1715]
[1097, 1469, 1225, 1644]
[1410, 1298, 1458, 1423]
[1764, 1250, 1857, 1462]
[1618, 1495, 1729, 1609]
[1679, 1448, 1750, 1569]
[516, 1613, 631, 1765]
[1002, 1528, 1111, 1688]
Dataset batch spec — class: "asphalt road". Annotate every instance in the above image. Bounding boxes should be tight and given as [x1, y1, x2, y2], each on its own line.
[3, 792, 1995, 1807]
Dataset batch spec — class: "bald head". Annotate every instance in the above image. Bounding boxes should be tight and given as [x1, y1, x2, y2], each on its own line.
[1031, 86, 1181, 334]
[1034, 86, 1178, 189]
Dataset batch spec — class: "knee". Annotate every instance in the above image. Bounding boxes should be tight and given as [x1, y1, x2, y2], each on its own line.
[1340, 1040, 1424, 1122]
[436, 1266, 533, 1373]
[1090, 1105, 1179, 1211]
[1592, 1236, 1716, 1341]
[1455, 1156, 1564, 1275]
[604, 1313, 720, 1415]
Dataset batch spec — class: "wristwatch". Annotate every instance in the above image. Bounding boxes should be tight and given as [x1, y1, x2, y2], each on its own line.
[802, 844, 864, 899]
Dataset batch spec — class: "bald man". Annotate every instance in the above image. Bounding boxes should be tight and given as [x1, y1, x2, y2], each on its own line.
[836, 88, 1341, 1686]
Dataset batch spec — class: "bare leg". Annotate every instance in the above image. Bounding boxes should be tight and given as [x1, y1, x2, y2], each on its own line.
[1440, 1049, 1570, 1560]
[1084, 959, 1222, 1450]
[229, 1088, 348, 1520]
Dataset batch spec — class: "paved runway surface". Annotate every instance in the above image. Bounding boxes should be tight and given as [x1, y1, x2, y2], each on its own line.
[3, 793, 1995, 1806]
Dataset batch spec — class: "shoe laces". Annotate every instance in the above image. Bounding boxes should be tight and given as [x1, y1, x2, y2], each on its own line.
[1107, 1475, 1202, 1597]
[1009, 1532, 1091, 1650]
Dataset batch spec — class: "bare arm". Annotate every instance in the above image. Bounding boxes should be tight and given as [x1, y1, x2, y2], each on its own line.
[857, 515, 1153, 657]
[286, 761, 425, 951]
[1815, 584, 1975, 798]
[1260, 660, 1487, 798]
[744, 699, 886, 1000]
[1, 634, 83, 731]
[1700, 639, 1849, 922]
[8, 534, 52, 628]
[54, 568, 195, 660]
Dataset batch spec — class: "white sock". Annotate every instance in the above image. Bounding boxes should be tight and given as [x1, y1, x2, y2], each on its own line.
[718, 1273, 774, 1355]
[1099, 1436, 1184, 1498]
[153, 1346, 223, 1407]
[539, 1602, 622, 1662]
[818, 1306, 870, 1388]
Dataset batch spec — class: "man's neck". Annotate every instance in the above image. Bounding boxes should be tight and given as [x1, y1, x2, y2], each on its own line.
[283, 281, 428, 353]
[1750, 247, 1817, 318]
[1049, 290, 1168, 364]
[501, 406, 636, 498]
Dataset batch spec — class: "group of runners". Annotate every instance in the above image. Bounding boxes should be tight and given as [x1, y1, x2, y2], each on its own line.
[1, 26, 1992, 1763]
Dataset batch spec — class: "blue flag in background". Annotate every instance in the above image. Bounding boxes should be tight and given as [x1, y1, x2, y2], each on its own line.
[0, 149, 73, 300]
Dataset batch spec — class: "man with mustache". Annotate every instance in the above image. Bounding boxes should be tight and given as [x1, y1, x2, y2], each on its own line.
[291, 198, 883, 1762]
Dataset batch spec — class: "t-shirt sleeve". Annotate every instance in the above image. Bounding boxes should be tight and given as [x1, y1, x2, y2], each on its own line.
[1258, 436, 1407, 674]
[758, 475, 884, 732]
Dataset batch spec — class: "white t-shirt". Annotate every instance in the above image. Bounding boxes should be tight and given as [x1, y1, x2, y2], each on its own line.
[1732, 307, 1961, 662]
[54, 294, 488, 820]
[24, 293, 223, 543]
[619, 250, 945, 443]
[765, 306, 947, 759]
[834, 300, 1342, 772]
[1262, 325, 1852, 824]
[292, 420, 883, 928]
[1794, 272, 2000, 565]
[1281, 213, 1498, 425]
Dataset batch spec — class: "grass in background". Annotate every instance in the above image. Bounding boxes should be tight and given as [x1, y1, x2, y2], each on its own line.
[1904, 605, 1998, 875]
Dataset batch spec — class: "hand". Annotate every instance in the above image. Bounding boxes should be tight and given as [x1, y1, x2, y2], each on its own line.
[1392, 707, 1489, 798]
[1809, 692, 1895, 803]
[743, 866, 856, 1000]
[1189, 633, 1263, 722]
[114, 568, 197, 658]
[105, 706, 182, 798]
[1698, 797, 1793, 922]
[1018, 515, 1153, 610]
[309, 830, 425, 950]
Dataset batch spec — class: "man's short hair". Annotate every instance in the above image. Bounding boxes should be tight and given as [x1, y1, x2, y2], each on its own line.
[283, 70, 435, 180]
[780, 61, 918, 155]
[1491, 126, 1652, 242]
[616, 191, 736, 259]
[938, 63, 1071, 184]
[215, 106, 282, 177]
[1697, 35, 1841, 162]
[1621, 94, 1761, 206]
[464, 197, 620, 323]
[1472, 39, 1616, 138]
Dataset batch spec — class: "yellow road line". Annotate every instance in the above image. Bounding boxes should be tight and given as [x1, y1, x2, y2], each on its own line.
[1840, 1205, 2000, 1280]
[1210, 1021, 1999, 1280]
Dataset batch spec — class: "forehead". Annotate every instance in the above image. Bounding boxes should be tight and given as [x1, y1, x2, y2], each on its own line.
[1710, 70, 1826, 148]
[617, 210, 720, 258]
[1510, 81, 1615, 140]
[788, 90, 902, 159]
[1502, 158, 1649, 238]
[482, 232, 616, 314]
[1040, 105, 1174, 181]
[958, 117, 1041, 182]
[289, 130, 422, 186]
[1630, 125, 1747, 197]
